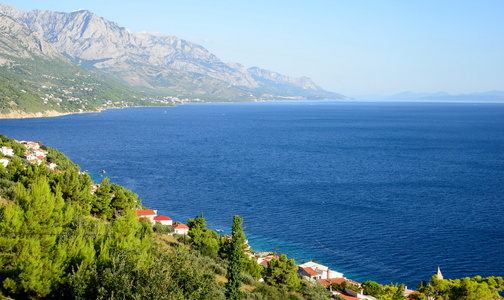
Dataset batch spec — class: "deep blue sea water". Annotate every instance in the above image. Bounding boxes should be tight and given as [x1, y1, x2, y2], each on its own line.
[1, 100, 503, 288]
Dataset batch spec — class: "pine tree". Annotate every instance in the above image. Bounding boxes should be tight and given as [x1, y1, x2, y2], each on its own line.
[266, 254, 300, 291]
[0, 177, 73, 298]
[225, 215, 245, 300]
[91, 177, 113, 219]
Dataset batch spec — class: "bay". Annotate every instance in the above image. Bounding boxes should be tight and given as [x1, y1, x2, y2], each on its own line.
[1, 100, 503, 287]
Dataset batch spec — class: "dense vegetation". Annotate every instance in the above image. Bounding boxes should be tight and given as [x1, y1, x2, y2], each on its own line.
[0, 135, 338, 299]
[1, 134, 502, 299]
[0, 54, 172, 116]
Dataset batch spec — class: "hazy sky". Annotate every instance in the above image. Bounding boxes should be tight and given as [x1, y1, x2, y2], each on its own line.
[8, 0, 504, 96]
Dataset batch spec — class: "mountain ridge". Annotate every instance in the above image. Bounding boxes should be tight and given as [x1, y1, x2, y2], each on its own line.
[0, 3, 346, 100]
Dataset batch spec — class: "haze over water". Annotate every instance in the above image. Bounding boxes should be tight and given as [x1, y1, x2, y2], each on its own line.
[1, 100, 503, 287]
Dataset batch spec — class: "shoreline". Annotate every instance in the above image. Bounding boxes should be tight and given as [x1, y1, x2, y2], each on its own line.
[3, 98, 504, 120]
[0, 109, 104, 120]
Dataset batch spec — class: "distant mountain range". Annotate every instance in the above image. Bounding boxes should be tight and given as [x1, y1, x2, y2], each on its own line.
[354, 91, 504, 102]
[0, 3, 346, 101]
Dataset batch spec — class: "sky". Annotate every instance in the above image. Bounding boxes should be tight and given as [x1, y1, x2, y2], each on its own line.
[7, 0, 504, 96]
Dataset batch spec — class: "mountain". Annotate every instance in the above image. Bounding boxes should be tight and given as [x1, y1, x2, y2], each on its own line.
[0, 4, 346, 100]
[353, 91, 504, 102]
[0, 13, 166, 118]
[388, 91, 451, 99]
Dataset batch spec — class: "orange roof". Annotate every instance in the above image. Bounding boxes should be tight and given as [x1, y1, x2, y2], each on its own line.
[338, 294, 360, 300]
[258, 255, 279, 265]
[154, 215, 172, 221]
[172, 223, 189, 229]
[302, 267, 319, 276]
[136, 209, 156, 217]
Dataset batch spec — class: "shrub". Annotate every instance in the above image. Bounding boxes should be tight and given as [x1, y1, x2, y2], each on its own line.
[153, 222, 174, 234]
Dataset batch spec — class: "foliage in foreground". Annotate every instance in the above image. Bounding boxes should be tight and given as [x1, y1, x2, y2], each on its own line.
[411, 275, 504, 300]
[1, 134, 503, 300]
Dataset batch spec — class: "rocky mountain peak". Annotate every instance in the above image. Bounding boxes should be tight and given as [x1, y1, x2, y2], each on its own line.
[0, 13, 63, 60]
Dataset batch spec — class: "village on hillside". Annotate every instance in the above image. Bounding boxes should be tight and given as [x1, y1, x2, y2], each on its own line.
[1, 141, 56, 169]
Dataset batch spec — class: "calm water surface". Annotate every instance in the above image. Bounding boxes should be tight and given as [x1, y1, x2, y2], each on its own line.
[1, 100, 503, 287]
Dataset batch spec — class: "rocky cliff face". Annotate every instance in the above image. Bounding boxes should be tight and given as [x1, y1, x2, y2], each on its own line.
[248, 67, 322, 91]
[0, 13, 62, 60]
[0, 3, 345, 99]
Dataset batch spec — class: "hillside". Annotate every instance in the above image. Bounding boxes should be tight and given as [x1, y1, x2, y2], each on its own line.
[0, 3, 347, 101]
[0, 133, 341, 300]
[0, 14, 172, 118]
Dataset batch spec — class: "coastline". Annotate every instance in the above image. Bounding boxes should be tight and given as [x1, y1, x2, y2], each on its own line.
[2, 102, 503, 290]
[0, 109, 104, 120]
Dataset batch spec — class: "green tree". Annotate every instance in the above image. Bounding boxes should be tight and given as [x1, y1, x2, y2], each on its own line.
[51, 169, 92, 215]
[225, 215, 245, 300]
[0, 177, 73, 298]
[363, 280, 384, 297]
[379, 283, 406, 300]
[187, 212, 220, 258]
[417, 275, 504, 300]
[91, 178, 113, 219]
[266, 254, 300, 292]
[247, 257, 263, 280]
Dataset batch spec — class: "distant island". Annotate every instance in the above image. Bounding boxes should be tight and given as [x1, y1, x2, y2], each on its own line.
[354, 90, 504, 102]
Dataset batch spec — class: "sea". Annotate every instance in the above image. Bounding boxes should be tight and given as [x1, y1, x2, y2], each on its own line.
[1, 100, 503, 288]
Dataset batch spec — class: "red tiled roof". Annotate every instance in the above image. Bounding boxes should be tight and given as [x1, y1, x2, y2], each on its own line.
[338, 294, 360, 300]
[154, 215, 172, 221]
[302, 267, 319, 276]
[172, 223, 189, 229]
[136, 209, 156, 217]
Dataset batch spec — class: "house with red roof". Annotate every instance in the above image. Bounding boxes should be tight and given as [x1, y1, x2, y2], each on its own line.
[172, 223, 189, 235]
[153, 215, 173, 226]
[21, 141, 40, 150]
[25, 153, 37, 161]
[33, 149, 47, 158]
[0, 146, 14, 156]
[136, 209, 157, 223]
[257, 255, 280, 266]
[317, 277, 361, 288]
[298, 261, 344, 281]
[333, 293, 361, 300]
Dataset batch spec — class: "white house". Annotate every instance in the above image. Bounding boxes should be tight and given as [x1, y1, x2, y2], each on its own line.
[0, 158, 10, 167]
[22, 141, 40, 150]
[25, 153, 37, 161]
[136, 209, 158, 223]
[47, 162, 57, 170]
[153, 215, 173, 226]
[33, 149, 47, 158]
[298, 262, 344, 281]
[172, 223, 189, 235]
[0, 146, 14, 156]
[257, 255, 279, 266]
